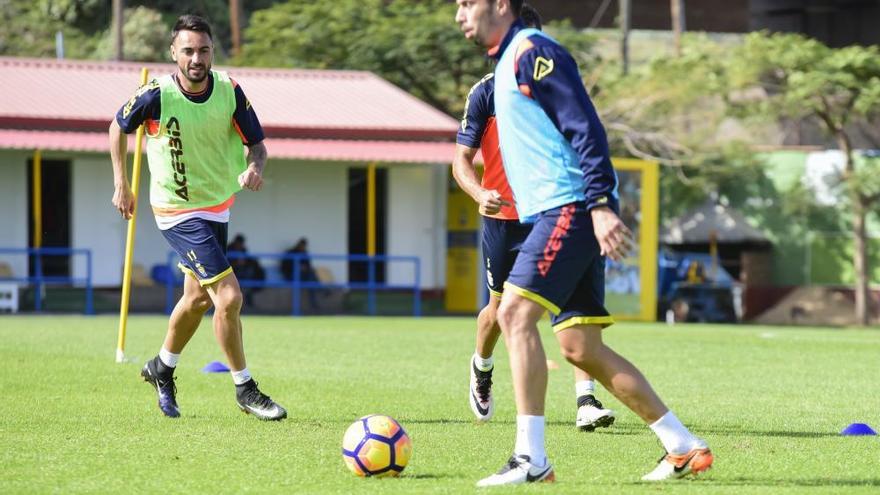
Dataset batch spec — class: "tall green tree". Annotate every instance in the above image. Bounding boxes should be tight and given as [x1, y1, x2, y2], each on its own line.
[589, 34, 768, 219]
[240, 0, 487, 116]
[729, 32, 880, 325]
[240, 0, 593, 117]
[0, 0, 104, 58]
[0, 0, 287, 61]
[93, 6, 167, 61]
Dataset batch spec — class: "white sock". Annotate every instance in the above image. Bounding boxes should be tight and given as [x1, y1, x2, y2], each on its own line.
[473, 352, 494, 372]
[158, 348, 180, 368]
[514, 415, 547, 467]
[575, 379, 595, 398]
[230, 367, 252, 385]
[649, 411, 704, 455]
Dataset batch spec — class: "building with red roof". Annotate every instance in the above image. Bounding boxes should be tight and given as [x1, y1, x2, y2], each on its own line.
[0, 57, 475, 298]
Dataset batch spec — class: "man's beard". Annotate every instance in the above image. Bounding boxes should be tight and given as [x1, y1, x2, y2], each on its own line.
[183, 65, 209, 83]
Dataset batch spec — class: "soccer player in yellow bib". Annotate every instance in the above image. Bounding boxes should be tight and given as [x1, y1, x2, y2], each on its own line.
[109, 14, 286, 421]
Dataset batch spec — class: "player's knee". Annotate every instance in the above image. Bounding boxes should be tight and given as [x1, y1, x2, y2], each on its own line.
[560, 342, 599, 368]
[214, 290, 243, 315]
[496, 300, 531, 335]
[478, 304, 498, 328]
[495, 302, 516, 333]
[185, 293, 212, 313]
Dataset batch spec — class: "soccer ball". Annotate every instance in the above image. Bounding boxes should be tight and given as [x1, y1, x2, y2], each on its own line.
[342, 414, 412, 477]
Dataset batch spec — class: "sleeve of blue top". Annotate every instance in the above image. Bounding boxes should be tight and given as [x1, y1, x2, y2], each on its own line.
[115, 80, 161, 134]
[232, 82, 265, 146]
[456, 75, 493, 148]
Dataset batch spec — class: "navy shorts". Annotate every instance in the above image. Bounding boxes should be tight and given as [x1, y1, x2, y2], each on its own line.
[160, 218, 233, 286]
[504, 202, 614, 332]
[482, 217, 533, 297]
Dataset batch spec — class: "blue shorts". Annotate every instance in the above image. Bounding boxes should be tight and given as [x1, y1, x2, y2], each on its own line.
[504, 202, 614, 332]
[160, 218, 233, 286]
[482, 217, 533, 297]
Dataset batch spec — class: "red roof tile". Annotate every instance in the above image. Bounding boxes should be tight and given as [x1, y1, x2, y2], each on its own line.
[0, 57, 459, 139]
[0, 129, 482, 164]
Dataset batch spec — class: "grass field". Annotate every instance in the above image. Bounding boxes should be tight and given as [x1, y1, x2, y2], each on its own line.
[1, 316, 878, 494]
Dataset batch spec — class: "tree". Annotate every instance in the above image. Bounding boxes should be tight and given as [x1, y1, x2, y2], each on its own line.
[670, 0, 685, 57]
[729, 32, 880, 325]
[93, 7, 167, 62]
[240, 0, 593, 117]
[240, 0, 487, 116]
[0, 0, 287, 61]
[0, 0, 104, 58]
[586, 34, 770, 219]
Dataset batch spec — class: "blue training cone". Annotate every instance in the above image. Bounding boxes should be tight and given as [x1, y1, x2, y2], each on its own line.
[202, 361, 230, 373]
[840, 423, 877, 436]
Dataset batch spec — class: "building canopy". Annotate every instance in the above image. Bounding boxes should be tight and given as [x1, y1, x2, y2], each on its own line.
[0, 57, 466, 164]
[661, 200, 771, 247]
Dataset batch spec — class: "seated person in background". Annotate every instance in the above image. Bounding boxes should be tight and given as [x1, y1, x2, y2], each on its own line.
[227, 234, 265, 307]
[281, 237, 320, 310]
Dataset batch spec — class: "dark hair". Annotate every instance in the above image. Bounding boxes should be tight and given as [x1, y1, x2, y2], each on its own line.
[491, 0, 524, 16]
[520, 3, 542, 30]
[172, 14, 213, 42]
[510, 0, 524, 15]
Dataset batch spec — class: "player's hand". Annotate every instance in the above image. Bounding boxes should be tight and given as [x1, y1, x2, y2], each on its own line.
[477, 189, 510, 216]
[238, 165, 263, 192]
[590, 206, 634, 261]
[112, 182, 135, 220]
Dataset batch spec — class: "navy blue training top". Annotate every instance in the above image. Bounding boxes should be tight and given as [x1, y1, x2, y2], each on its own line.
[115, 72, 265, 146]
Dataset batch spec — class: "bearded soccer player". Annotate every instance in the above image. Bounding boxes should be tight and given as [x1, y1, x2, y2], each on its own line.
[455, 0, 713, 485]
[109, 14, 286, 421]
[454, 4, 614, 432]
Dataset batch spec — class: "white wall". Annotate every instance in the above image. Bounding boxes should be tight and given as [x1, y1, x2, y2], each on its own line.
[71, 156, 167, 286]
[230, 160, 349, 282]
[387, 164, 447, 288]
[68, 157, 350, 286]
[7, 151, 448, 289]
[0, 150, 29, 278]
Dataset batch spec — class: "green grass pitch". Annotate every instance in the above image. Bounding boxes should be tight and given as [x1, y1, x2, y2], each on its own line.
[1, 316, 878, 493]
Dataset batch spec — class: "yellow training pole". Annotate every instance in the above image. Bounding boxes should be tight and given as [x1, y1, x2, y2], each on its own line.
[32, 150, 42, 249]
[366, 162, 377, 257]
[116, 67, 149, 363]
[638, 160, 659, 322]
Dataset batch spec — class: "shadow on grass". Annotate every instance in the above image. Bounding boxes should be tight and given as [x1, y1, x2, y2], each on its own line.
[403, 419, 478, 425]
[331, 417, 841, 440]
[696, 426, 841, 438]
[559, 421, 842, 438]
[403, 473, 457, 480]
[619, 478, 880, 488]
[703, 478, 880, 487]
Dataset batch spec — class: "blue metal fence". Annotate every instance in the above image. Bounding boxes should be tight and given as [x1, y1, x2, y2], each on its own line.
[163, 251, 421, 317]
[0, 247, 94, 314]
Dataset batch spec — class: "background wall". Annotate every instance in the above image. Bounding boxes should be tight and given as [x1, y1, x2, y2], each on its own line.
[387, 164, 447, 289]
[12, 154, 450, 289]
[0, 150, 29, 278]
